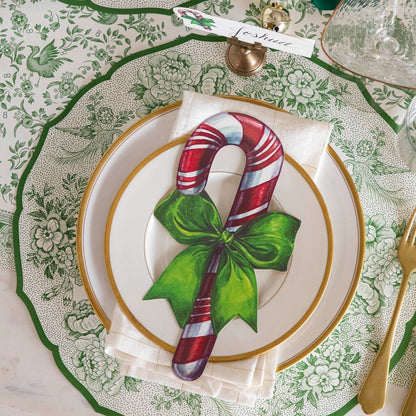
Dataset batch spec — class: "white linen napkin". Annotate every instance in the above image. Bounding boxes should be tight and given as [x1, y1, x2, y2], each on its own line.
[105, 91, 333, 405]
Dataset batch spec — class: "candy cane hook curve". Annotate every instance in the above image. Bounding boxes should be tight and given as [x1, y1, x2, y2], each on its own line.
[172, 112, 284, 381]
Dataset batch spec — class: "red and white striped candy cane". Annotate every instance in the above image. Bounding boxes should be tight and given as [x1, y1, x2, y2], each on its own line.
[172, 112, 284, 381]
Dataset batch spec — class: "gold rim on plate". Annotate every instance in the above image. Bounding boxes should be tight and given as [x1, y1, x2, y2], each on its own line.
[76, 96, 365, 369]
[103, 137, 333, 362]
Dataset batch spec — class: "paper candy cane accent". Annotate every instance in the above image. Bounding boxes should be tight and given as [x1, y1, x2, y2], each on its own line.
[172, 112, 284, 381]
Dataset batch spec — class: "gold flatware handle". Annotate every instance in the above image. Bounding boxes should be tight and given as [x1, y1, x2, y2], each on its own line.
[358, 338, 391, 414]
[401, 373, 416, 415]
[358, 271, 411, 414]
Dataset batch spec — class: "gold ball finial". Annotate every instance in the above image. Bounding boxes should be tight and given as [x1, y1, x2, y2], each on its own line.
[260, 2, 291, 34]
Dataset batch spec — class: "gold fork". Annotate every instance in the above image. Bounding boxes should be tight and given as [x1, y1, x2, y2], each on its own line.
[401, 372, 416, 415]
[358, 207, 416, 414]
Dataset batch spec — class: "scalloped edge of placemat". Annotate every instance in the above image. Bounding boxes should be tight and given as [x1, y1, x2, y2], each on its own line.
[58, 0, 206, 15]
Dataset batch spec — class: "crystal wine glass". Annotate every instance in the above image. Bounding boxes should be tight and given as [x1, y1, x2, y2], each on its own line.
[321, 0, 416, 89]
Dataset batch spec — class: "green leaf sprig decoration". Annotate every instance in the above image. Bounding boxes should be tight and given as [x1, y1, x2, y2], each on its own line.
[143, 189, 301, 335]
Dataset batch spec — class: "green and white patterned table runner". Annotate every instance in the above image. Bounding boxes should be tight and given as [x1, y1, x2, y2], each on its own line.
[2, 1, 416, 415]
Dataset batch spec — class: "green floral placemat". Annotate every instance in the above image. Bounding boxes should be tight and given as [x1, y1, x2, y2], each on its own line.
[13, 33, 416, 415]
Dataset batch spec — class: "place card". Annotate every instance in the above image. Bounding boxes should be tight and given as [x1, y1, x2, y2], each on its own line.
[173, 7, 315, 58]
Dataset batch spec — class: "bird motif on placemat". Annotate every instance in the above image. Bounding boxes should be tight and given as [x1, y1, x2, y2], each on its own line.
[27, 41, 72, 85]
[55, 123, 122, 167]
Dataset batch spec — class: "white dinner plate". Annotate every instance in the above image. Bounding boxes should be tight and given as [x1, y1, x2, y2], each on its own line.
[105, 139, 332, 360]
[76, 98, 365, 370]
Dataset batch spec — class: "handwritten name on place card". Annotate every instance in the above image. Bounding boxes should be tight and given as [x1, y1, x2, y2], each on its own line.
[174, 7, 314, 58]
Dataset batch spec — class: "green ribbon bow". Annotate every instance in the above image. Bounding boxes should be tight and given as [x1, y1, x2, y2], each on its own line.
[143, 189, 301, 335]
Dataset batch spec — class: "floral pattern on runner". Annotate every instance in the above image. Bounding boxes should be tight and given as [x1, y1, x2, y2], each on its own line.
[26, 174, 87, 304]
[260, 316, 370, 414]
[129, 51, 233, 117]
[332, 127, 408, 207]
[236, 58, 346, 118]
[65, 299, 142, 394]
